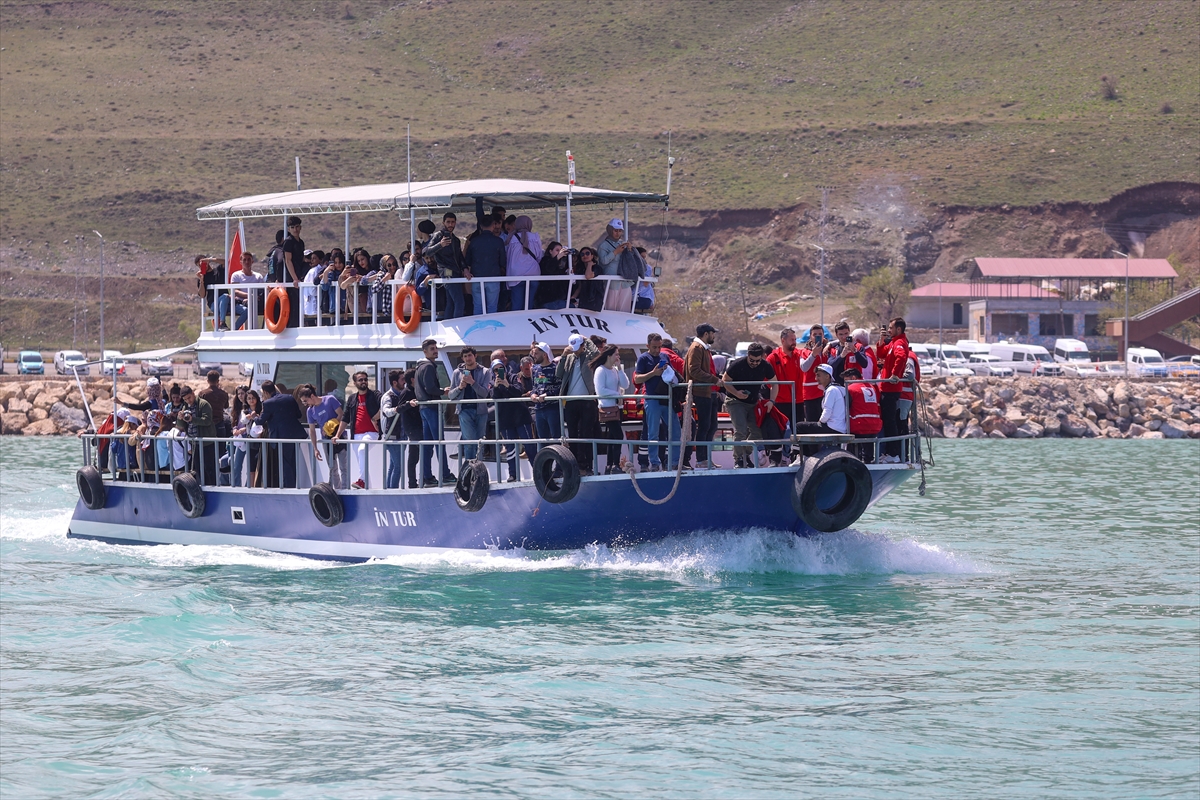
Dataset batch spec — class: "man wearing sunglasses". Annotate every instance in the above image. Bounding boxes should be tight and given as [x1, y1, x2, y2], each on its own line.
[721, 342, 779, 469]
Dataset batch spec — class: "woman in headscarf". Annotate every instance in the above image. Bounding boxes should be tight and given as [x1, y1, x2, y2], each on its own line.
[536, 241, 568, 310]
[505, 215, 543, 311]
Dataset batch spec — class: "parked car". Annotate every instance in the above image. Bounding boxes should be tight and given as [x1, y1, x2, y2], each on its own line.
[100, 350, 126, 376]
[54, 349, 88, 375]
[932, 358, 974, 377]
[990, 343, 1063, 376]
[141, 357, 175, 377]
[17, 350, 45, 375]
[193, 357, 222, 376]
[1062, 360, 1102, 377]
[1167, 355, 1200, 378]
[967, 354, 1014, 377]
[0, 342, 6, 373]
[1126, 347, 1168, 378]
[238, 361, 255, 378]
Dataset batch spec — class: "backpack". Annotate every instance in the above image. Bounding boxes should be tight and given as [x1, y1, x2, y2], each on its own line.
[266, 246, 284, 282]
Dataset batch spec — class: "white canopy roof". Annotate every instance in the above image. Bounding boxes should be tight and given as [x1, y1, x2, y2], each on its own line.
[196, 178, 667, 220]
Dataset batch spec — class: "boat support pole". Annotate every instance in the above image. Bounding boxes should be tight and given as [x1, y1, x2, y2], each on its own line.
[224, 219, 230, 276]
[344, 212, 350, 259]
[565, 151, 574, 298]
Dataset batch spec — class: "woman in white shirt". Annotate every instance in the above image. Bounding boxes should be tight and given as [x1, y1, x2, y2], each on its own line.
[591, 344, 630, 474]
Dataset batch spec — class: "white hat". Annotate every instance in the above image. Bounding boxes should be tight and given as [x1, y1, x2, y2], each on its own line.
[115, 408, 131, 422]
[567, 333, 585, 351]
[146, 377, 160, 387]
[533, 342, 553, 361]
[816, 363, 834, 377]
[609, 218, 624, 231]
[491, 359, 504, 370]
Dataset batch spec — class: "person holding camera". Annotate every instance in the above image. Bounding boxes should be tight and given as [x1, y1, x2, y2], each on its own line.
[424, 212, 467, 319]
[797, 324, 830, 423]
[448, 347, 493, 462]
[179, 385, 218, 486]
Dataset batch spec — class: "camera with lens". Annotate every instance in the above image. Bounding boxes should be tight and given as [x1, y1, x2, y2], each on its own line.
[179, 409, 195, 423]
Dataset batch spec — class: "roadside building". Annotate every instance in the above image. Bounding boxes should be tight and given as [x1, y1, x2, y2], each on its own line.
[963, 257, 1177, 351]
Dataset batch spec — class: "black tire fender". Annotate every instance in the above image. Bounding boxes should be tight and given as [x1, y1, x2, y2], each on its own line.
[76, 465, 107, 510]
[532, 444, 580, 504]
[309, 482, 344, 527]
[171, 472, 207, 519]
[791, 450, 872, 533]
[455, 461, 490, 512]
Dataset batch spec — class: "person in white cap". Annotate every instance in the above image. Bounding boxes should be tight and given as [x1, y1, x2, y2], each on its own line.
[555, 333, 600, 475]
[597, 218, 635, 312]
[528, 341, 562, 445]
[791, 363, 848, 462]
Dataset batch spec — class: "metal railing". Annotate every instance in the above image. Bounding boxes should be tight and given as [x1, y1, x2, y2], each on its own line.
[82, 384, 921, 492]
[200, 274, 657, 333]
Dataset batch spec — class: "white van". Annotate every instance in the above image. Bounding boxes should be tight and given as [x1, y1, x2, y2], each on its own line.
[1127, 347, 1168, 378]
[1053, 338, 1091, 364]
[990, 342, 1062, 376]
[908, 343, 935, 368]
[928, 343, 968, 366]
[956, 340, 991, 357]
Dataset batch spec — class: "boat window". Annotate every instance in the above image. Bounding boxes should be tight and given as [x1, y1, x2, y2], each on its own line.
[273, 362, 378, 394]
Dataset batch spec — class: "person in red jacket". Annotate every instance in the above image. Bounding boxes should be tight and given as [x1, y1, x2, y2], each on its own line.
[766, 327, 804, 464]
[797, 324, 828, 422]
[843, 367, 882, 462]
[878, 316, 910, 462]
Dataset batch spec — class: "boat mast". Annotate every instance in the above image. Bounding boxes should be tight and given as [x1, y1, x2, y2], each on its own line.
[566, 150, 575, 295]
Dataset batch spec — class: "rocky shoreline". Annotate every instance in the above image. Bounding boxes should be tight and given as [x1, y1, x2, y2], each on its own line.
[1, 375, 1198, 441]
[920, 376, 1200, 439]
[0, 377, 236, 436]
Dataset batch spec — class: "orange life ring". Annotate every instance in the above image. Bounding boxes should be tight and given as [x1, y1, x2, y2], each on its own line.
[265, 287, 290, 334]
[394, 284, 422, 334]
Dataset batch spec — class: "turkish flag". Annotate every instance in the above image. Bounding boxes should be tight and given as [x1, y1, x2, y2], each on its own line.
[227, 221, 245, 280]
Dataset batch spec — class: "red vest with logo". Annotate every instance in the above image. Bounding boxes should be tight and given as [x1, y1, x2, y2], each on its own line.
[847, 381, 883, 435]
[798, 348, 827, 402]
[859, 344, 878, 381]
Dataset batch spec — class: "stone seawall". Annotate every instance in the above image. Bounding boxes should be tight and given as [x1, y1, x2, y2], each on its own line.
[0, 377, 239, 435]
[919, 376, 1200, 440]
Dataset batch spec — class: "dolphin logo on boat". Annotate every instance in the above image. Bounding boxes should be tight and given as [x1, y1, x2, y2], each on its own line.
[461, 319, 505, 339]
[625, 318, 655, 328]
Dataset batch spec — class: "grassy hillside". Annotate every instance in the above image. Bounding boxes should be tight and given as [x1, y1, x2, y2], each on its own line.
[1, 0, 1197, 258]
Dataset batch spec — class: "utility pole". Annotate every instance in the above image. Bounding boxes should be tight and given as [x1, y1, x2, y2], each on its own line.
[73, 235, 83, 349]
[93, 231, 105, 361]
[938, 277, 944, 352]
[1113, 249, 1130, 375]
[815, 185, 833, 326]
[739, 277, 750, 337]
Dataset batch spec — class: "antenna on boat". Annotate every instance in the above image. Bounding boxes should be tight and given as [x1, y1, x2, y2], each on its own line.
[295, 157, 302, 191]
[565, 150, 575, 276]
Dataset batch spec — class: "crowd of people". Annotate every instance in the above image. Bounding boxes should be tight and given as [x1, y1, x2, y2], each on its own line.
[198, 206, 656, 331]
[95, 316, 918, 491]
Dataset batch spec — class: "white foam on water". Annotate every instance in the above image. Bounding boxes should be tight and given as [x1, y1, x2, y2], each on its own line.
[2, 506, 984, 577]
[0, 508, 342, 571]
[374, 528, 987, 578]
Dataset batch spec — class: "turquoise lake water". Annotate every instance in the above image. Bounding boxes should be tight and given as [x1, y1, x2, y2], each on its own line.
[1, 437, 1197, 799]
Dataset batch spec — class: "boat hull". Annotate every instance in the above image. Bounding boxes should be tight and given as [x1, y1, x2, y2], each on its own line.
[66, 466, 916, 560]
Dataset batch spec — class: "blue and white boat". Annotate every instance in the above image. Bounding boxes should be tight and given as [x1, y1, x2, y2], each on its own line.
[68, 177, 925, 560]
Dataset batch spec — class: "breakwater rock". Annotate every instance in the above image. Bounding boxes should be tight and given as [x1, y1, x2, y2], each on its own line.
[0, 377, 238, 436]
[919, 376, 1200, 439]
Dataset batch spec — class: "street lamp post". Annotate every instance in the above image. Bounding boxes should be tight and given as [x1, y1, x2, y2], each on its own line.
[1113, 249, 1130, 376]
[810, 244, 827, 326]
[93, 231, 105, 362]
[938, 278, 944, 353]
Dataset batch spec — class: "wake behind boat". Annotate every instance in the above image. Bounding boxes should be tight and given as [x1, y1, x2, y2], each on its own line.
[67, 174, 927, 560]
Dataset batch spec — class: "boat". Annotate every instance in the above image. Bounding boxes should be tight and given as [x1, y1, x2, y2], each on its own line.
[67, 175, 926, 560]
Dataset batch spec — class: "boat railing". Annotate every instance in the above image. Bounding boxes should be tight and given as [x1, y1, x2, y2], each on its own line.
[200, 274, 655, 333]
[81, 383, 921, 491]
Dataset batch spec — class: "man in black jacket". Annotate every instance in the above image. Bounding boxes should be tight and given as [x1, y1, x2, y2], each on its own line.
[415, 339, 454, 486]
[259, 380, 305, 488]
[423, 212, 466, 319]
[336, 371, 382, 489]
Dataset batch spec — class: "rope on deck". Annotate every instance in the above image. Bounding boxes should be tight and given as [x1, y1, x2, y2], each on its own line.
[625, 381, 694, 505]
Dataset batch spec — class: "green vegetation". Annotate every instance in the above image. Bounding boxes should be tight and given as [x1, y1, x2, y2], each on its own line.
[1, 0, 1197, 257]
[844, 266, 913, 329]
